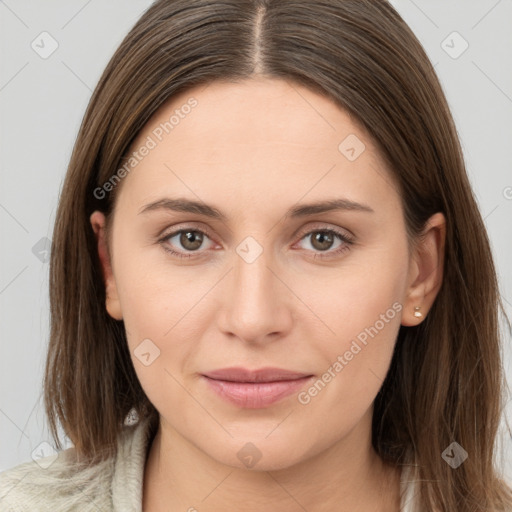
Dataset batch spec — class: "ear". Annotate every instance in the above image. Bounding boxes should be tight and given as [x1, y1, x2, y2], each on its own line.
[90, 211, 123, 321]
[401, 212, 446, 326]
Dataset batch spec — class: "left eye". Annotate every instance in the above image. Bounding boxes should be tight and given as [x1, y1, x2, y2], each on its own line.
[160, 229, 215, 258]
[159, 227, 354, 259]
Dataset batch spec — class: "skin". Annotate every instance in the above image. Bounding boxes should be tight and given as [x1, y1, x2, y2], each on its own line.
[90, 77, 445, 512]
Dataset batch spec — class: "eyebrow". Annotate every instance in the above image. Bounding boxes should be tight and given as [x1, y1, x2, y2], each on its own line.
[138, 197, 374, 220]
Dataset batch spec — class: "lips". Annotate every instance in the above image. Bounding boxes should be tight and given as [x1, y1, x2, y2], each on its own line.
[202, 366, 312, 383]
[201, 367, 314, 408]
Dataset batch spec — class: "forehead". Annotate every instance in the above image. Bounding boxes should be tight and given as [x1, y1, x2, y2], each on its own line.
[115, 78, 399, 217]
[144, 77, 368, 151]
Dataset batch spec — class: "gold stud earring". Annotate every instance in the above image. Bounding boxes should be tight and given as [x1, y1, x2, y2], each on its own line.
[414, 306, 423, 318]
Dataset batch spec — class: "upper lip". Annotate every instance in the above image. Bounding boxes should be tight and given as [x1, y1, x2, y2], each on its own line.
[202, 367, 313, 383]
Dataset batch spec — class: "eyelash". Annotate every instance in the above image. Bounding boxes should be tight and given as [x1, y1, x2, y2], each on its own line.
[158, 225, 355, 260]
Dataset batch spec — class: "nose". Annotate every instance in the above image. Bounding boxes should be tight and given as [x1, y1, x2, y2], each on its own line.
[217, 240, 293, 345]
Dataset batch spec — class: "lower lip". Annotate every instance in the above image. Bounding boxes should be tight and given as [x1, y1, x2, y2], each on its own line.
[202, 375, 314, 408]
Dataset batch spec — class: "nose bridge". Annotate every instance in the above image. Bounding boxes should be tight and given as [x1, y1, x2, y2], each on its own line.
[220, 234, 290, 342]
[233, 235, 277, 314]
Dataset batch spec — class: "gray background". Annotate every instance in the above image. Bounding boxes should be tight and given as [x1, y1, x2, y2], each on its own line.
[1, 0, 511, 482]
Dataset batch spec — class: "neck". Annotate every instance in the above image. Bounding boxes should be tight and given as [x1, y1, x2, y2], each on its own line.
[142, 411, 401, 512]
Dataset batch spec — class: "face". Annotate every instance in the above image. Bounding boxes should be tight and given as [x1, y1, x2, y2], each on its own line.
[91, 77, 441, 471]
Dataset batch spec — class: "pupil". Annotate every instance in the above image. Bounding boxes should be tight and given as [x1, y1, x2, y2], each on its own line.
[182, 231, 202, 250]
[314, 232, 332, 250]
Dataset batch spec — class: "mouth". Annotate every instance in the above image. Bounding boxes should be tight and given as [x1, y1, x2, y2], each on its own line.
[201, 367, 314, 408]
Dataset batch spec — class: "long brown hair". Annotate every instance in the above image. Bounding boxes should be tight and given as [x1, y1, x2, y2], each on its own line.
[45, 0, 512, 509]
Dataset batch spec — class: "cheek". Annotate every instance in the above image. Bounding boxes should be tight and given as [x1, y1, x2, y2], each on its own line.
[297, 240, 408, 351]
[112, 229, 200, 337]
[113, 261, 196, 414]
[293, 240, 408, 407]
[111, 239, 224, 396]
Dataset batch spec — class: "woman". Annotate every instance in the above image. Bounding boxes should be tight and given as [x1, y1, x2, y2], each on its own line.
[1, 0, 511, 510]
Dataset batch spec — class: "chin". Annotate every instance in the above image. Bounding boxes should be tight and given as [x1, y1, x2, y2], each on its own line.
[204, 435, 309, 472]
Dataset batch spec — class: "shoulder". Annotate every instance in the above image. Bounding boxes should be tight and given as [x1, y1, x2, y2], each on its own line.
[0, 446, 114, 512]
[0, 416, 155, 512]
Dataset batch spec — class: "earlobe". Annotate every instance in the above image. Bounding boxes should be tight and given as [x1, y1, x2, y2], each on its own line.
[401, 212, 446, 326]
[90, 211, 123, 321]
